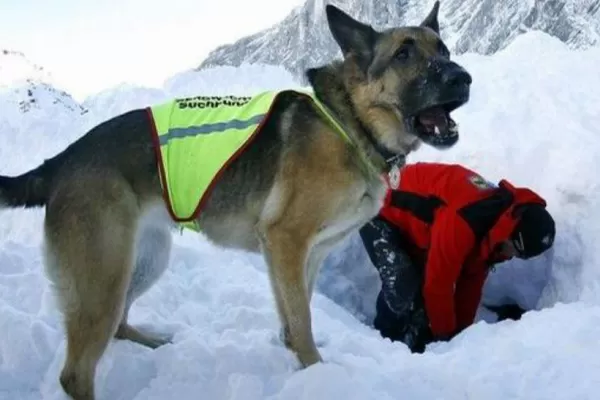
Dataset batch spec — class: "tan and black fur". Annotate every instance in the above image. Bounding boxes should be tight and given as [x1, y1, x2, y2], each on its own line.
[0, 2, 472, 399]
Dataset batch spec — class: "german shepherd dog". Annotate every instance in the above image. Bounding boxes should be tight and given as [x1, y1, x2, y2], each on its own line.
[0, 2, 471, 399]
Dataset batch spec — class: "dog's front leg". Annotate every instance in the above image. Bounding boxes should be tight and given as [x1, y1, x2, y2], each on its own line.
[257, 225, 322, 368]
[305, 230, 351, 303]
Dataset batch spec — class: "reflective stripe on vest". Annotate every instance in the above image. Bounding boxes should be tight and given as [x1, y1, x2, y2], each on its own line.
[149, 91, 279, 231]
[149, 90, 381, 232]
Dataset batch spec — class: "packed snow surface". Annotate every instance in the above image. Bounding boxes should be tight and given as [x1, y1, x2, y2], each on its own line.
[1, 32, 599, 399]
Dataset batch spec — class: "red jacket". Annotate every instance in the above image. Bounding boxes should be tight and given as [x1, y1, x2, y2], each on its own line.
[379, 162, 547, 338]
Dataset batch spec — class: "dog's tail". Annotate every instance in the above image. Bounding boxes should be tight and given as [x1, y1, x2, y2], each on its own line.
[0, 162, 52, 209]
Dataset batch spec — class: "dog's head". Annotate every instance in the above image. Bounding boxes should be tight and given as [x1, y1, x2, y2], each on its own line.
[324, 1, 471, 154]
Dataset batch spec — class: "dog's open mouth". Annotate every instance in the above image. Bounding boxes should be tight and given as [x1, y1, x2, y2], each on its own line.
[410, 100, 464, 149]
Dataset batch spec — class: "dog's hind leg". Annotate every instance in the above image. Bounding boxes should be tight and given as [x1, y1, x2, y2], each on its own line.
[115, 218, 173, 348]
[44, 174, 139, 400]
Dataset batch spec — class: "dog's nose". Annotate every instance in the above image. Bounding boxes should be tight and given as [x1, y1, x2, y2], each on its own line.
[441, 64, 472, 86]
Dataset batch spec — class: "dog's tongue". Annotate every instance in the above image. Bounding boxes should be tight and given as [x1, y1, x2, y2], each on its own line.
[418, 107, 448, 133]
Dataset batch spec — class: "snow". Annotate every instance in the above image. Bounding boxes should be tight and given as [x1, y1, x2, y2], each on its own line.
[1, 31, 600, 399]
[198, 0, 600, 82]
[0, 50, 54, 89]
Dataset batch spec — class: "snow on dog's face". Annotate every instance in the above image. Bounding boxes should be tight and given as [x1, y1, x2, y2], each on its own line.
[325, 1, 471, 154]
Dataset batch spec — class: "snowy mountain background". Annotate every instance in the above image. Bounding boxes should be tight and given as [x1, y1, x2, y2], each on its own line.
[198, 0, 600, 82]
[2, 20, 600, 400]
[0, 49, 55, 89]
[0, 49, 86, 158]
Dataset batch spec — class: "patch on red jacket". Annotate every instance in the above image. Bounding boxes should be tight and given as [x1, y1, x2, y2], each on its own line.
[468, 174, 497, 190]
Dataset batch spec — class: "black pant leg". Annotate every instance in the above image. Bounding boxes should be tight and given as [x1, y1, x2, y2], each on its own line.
[402, 294, 433, 353]
[359, 216, 422, 315]
[359, 216, 431, 352]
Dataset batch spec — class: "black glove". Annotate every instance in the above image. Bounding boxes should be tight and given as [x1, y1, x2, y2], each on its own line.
[484, 303, 527, 321]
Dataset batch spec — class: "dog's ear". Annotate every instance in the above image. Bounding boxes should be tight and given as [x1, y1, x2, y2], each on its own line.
[420, 1, 440, 35]
[325, 4, 379, 70]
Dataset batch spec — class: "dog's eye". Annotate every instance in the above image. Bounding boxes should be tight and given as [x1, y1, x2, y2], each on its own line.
[395, 45, 412, 62]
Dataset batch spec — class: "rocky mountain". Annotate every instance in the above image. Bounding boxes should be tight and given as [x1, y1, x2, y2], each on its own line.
[5, 81, 87, 115]
[0, 49, 54, 88]
[198, 0, 600, 81]
[0, 49, 86, 116]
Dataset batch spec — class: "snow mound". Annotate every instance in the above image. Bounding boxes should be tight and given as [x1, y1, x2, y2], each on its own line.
[1, 31, 600, 399]
[81, 83, 168, 126]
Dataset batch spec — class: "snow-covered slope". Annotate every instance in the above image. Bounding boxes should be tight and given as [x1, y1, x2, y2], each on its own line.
[0, 49, 87, 159]
[2, 82, 86, 115]
[81, 83, 168, 128]
[0, 83, 86, 178]
[0, 49, 54, 89]
[1, 31, 600, 399]
[198, 0, 600, 81]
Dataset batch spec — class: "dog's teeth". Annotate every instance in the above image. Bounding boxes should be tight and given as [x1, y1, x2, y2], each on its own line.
[434, 126, 441, 136]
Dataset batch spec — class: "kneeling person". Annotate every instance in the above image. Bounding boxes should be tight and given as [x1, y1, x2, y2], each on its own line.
[359, 162, 556, 352]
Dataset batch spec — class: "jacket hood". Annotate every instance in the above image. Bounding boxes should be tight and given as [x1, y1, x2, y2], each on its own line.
[482, 179, 547, 262]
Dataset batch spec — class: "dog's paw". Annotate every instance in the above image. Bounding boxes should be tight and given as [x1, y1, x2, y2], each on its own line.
[145, 333, 173, 349]
[298, 351, 324, 368]
[115, 323, 173, 349]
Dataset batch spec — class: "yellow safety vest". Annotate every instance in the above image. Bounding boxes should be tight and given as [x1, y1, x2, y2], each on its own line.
[148, 89, 377, 232]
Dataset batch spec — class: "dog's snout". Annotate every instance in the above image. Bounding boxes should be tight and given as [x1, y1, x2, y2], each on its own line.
[427, 58, 473, 88]
[442, 64, 472, 87]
